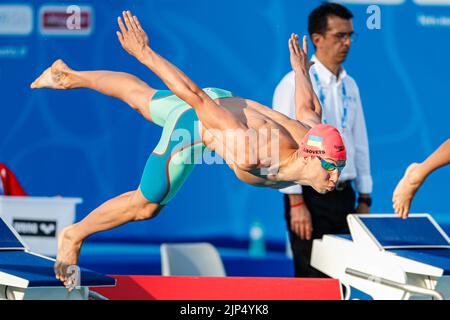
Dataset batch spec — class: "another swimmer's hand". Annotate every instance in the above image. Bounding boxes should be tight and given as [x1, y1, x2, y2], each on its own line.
[288, 34, 314, 74]
[116, 10, 150, 62]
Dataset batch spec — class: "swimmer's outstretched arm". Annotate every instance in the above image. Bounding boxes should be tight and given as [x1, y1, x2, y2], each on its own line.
[393, 139, 450, 218]
[115, 11, 247, 133]
[116, 11, 257, 171]
[288, 34, 322, 128]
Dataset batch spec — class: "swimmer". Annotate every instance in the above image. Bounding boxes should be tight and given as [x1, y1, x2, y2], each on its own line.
[393, 139, 450, 218]
[31, 11, 346, 289]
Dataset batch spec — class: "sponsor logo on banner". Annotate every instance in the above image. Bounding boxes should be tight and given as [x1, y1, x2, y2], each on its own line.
[335, 0, 450, 5]
[0, 5, 33, 36]
[39, 5, 93, 36]
[418, 14, 450, 26]
[12, 219, 57, 237]
[334, 0, 405, 4]
[414, 0, 450, 5]
[0, 46, 28, 58]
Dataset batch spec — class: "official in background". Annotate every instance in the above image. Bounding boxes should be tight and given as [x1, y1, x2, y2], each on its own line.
[273, 2, 373, 277]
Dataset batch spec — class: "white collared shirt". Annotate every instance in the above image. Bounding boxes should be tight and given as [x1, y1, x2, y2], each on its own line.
[272, 55, 373, 195]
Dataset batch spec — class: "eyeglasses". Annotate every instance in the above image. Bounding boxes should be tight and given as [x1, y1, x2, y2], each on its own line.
[328, 32, 358, 43]
[318, 157, 346, 172]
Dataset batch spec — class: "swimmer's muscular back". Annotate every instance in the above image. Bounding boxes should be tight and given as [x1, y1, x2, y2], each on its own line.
[199, 96, 310, 188]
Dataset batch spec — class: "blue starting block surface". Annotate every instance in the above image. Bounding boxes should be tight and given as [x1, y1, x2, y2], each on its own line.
[358, 215, 450, 249]
[0, 219, 25, 250]
[0, 217, 115, 288]
[389, 249, 450, 275]
[350, 214, 450, 275]
[0, 251, 115, 287]
[335, 234, 352, 241]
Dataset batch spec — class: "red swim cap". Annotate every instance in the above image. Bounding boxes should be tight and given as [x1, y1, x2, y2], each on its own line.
[300, 124, 346, 160]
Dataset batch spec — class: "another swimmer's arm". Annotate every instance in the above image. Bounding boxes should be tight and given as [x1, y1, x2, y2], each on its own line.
[416, 139, 450, 181]
[288, 34, 322, 127]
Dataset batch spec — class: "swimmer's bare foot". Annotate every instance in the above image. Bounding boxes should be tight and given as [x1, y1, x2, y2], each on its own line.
[54, 225, 83, 291]
[392, 163, 424, 219]
[30, 59, 76, 89]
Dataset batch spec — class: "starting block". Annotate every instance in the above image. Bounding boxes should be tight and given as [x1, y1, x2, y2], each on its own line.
[0, 217, 115, 300]
[311, 214, 450, 300]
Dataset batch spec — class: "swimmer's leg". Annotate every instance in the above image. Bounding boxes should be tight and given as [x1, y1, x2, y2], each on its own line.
[31, 59, 156, 122]
[55, 109, 202, 288]
[55, 189, 162, 288]
[139, 108, 203, 204]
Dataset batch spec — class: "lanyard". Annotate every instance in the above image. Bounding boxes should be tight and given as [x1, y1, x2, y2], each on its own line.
[311, 66, 348, 131]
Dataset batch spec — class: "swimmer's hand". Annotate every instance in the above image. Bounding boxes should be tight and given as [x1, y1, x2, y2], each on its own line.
[116, 10, 150, 62]
[289, 34, 314, 73]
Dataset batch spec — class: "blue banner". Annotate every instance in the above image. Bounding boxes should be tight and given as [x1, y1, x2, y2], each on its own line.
[1, 0, 449, 244]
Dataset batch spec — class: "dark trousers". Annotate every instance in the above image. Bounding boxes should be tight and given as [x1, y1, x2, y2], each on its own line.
[284, 183, 356, 278]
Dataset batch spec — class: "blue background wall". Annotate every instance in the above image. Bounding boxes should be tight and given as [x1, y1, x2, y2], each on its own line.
[1, 0, 449, 245]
